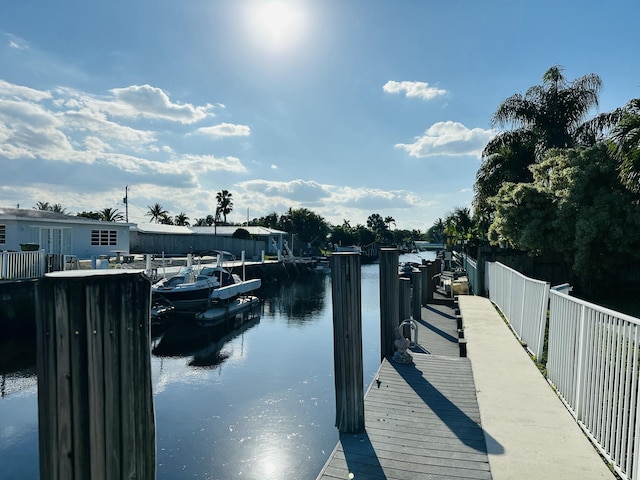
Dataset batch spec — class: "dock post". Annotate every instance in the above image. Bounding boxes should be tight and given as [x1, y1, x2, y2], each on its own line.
[379, 248, 399, 360]
[411, 269, 422, 321]
[399, 277, 411, 338]
[425, 261, 435, 302]
[419, 265, 429, 306]
[330, 252, 364, 434]
[35, 271, 155, 480]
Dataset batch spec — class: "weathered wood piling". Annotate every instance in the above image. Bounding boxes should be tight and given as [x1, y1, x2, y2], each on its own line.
[35, 270, 155, 480]
[379, 248, 399, 360]
[330, 252, 364, 434]
[411, 269, 422, 321]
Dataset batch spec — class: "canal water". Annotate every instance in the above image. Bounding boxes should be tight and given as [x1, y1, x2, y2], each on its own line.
[0, 251, 434, 479]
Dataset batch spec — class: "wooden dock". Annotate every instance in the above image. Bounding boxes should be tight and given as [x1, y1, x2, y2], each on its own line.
[317, 297, 492, 480]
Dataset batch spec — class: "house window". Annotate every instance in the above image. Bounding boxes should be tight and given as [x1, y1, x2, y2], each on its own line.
[0, 225, 5, 244]
[91, 229, 118, 246]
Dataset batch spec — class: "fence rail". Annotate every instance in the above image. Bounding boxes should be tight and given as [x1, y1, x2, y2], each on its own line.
[547, 290, 640, 480]
[0, 250, 47, 280]
[486, 261, 549, 360]
[484, 258, 640, 480]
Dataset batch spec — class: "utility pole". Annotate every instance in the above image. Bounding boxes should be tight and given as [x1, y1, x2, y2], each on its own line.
[123, 185, 129, 223]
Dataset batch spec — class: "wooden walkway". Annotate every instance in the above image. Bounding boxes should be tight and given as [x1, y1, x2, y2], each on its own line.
[316, 298, 492, 480]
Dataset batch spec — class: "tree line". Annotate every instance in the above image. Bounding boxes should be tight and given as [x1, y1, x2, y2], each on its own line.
[32, 65, 640, 292]
[473, 65, 640, 292]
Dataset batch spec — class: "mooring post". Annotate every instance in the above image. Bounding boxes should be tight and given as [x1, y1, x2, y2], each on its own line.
[330, 252, 364, 434]
[419, 265, 429, 306]
[379, 248, 399, 360]
[425, 261, 435, 302]
[399, 277, 411, 338]
[35, 270, 156, 480]
[411, 269, 422, 321]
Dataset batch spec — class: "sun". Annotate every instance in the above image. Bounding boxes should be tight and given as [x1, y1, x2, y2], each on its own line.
[245, 0, 308, 54]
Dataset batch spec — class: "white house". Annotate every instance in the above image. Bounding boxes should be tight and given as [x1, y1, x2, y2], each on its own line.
[0, 208, 131, 260]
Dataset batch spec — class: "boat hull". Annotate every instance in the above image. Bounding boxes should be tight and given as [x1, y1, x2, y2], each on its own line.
[195, 296, 260, 326]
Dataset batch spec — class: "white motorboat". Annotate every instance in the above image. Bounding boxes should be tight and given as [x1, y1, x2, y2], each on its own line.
[152, 264, 261, 312]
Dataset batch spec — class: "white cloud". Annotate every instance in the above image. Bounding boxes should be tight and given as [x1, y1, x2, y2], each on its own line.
[0, 80, 50, 102]
[196, 123, 251, 138]
[383, 80, 447, 100]
[395, 121, 494, 158]
[108, 85, 212, 124]
[239, 179, 328, 203]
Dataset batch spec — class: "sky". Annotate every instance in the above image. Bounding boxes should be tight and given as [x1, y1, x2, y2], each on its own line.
[1, 0, 638, 231]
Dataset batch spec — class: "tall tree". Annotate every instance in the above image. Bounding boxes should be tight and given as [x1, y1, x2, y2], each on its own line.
[609, 98, 640, 193]
[476, 65, 617, 223]
[34, 202, 67, 214]
[384, 216, 395, 230]
[216, 190, 234, 224]
[146, 203, 168, 223]
[174, 212, 190, 226]
[99, 208, 124, 222]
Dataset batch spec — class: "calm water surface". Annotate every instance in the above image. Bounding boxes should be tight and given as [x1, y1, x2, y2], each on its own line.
[0, 252, 434, 479]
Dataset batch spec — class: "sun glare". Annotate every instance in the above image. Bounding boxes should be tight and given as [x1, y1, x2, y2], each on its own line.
[245, 0, 308, 54]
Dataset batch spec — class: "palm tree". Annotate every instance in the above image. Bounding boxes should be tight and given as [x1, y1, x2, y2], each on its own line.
[609, 98, 640, 193]
[476, 65, 618, 223]
[488, 65, 604, 158]
[146, 203, 168, 223]
[99, 208, 124, 222]
[384, 216, 396, 230]
[34, 202, 67, 214]
[215, 190, 234, 224]
[174, 212, 190, 226]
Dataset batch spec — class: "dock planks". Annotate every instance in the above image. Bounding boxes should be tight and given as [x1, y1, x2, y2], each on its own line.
[317, 295, 492, 480]
[316, 354, 491, 480]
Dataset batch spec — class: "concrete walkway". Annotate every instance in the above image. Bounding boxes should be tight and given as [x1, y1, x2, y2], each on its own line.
[459, 295, 615, 480]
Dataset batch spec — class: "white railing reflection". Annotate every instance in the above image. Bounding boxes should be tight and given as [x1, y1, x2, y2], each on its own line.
[547, 290, 640, 480]
[0, 250, 47, 280]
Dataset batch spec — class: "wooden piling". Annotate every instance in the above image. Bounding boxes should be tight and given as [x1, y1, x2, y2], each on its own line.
[411, 269, 422, 321]
[399, 277, 411, 338]
[379, 248, 399, 360]
[419, 265, 429, 306]
[35, 270, 155, 480]
[425, 261, 436, 302]
[330, 252, 364, 434]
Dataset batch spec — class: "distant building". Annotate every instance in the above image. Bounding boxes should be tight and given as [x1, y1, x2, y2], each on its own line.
[0, 207, 131, 260]
[129, 223, 287, 258]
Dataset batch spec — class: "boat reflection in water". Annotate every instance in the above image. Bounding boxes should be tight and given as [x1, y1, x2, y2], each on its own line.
[152, 304, 261, 369]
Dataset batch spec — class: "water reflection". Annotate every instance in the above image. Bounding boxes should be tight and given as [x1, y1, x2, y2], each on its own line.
[152, 310, 261, 370]
[0, 253, 435, 480]
[261, 274, 328, 322]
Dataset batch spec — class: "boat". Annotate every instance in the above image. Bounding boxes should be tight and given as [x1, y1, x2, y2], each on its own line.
[195, 295, 260, 326]
[311, 257, 331, 274]
[152, 264, 261, 312]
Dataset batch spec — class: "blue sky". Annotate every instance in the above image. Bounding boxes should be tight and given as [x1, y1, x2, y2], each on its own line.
[1, 0, 638, 230]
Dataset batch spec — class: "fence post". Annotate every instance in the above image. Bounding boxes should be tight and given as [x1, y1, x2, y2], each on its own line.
[379, 248, 399, 360]
[35, 271, 155, 480]
[1, 250, 7, 280]
[330, 252, 364, 434]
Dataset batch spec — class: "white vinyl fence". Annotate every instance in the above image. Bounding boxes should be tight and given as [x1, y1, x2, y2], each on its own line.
[547, 290, 640, 480]
[0, 250, 47, 280]
[486, 261, 550, 360]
